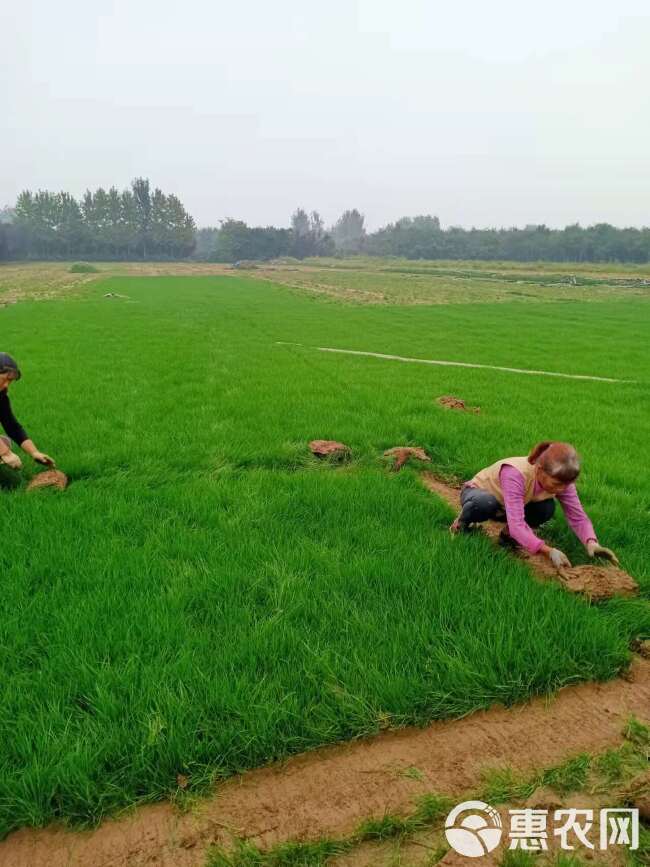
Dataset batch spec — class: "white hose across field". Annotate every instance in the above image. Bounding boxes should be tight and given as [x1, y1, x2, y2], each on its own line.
[276, 342, 631, 383]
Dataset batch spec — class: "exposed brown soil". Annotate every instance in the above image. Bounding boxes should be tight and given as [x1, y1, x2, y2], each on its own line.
[248, 262, 650, 308]
[624, 770, 650, 822]
[558, 565, 639, 600]
[309, 439, 351, 460]
[2, 659, 648, 867]
[332, 791, 626, 867]
[421, 472, 639, 599]
[384, 446, 431, 471]
[437, 395, 480, 413]
[0, 262, 235, 308]
[25, 469, 68, 491]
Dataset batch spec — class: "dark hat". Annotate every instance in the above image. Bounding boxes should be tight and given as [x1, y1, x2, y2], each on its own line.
[0, 353, 21, 380]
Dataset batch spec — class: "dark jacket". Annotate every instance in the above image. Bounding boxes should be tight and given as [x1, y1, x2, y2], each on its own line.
[0, 390, 28, 445]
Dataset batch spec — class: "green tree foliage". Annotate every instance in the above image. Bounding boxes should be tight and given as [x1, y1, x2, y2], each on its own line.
[0, 208, 26, 259]
[366, 215, 650, 263]
[289, 208, 334, 259]
[331, 208, 366, 254]
[208, 210, 332, 263]
[211, 220, 293, 262]
[192, 226, 220, 260]
[131, 177, 152, 258]
[205, 208, 650, 265]
[5, 179, 195, 260]
[4, 189, 650, 263]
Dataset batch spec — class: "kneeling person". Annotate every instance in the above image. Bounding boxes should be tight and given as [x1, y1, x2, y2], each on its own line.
[0, 352, 55, 472]
[450, 441, 617, 570]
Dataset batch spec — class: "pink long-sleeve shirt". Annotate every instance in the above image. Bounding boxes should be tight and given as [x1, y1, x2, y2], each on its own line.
[500, 463, 597, 554]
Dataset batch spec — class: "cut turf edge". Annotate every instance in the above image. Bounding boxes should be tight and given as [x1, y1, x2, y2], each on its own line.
[2, 661, 649, 867]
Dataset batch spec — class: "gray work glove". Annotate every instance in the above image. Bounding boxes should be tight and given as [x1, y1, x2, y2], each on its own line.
[0, 451, 22, 470]
[548, 547, 571, 570]
[586, 540, 619, 566]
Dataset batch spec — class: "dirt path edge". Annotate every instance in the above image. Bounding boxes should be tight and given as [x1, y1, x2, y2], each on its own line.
[2, 659, 649, 867]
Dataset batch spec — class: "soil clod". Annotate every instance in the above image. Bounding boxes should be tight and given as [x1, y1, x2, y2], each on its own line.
[26, 470, 69, 492]
[309, 440, 351, 461]
[558, 565, 638, 600]
[631, 639, 650, 659]
[383, 447, 431, 472]
[523, 787, 565, 811]
[436, 395, 480, 413]
[623, 770, 650, 822]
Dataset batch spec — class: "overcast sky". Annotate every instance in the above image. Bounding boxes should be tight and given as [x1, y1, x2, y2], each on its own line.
[2, 1, 649, 230]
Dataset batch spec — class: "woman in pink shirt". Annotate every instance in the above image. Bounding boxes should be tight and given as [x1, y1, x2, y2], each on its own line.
[450, 441, 618, 570]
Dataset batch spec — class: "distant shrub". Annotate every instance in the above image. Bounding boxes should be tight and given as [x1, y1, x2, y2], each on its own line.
[69, 262, 99, 273]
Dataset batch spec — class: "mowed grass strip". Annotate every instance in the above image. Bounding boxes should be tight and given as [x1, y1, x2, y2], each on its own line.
[252, 255, 650, 305]
[0, 275, 648, 835]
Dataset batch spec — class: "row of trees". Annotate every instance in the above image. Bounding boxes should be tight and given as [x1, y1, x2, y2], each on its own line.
[1, 179, 196, 260]
[195, 208, 366, 262]
[3, 190, 650, 262]
[195, 211, 650, 264]
[365, 216, 650, 263]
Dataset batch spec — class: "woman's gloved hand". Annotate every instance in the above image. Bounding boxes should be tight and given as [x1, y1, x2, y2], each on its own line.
[586, 540, 619, 565]
[547, 547, 571, 570]
[0, 451, 23, 470]
[32, 451, 55, 467]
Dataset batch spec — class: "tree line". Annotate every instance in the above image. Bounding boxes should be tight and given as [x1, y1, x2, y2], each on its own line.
[365, 216, 650, 263]
[0, 178, 196, 260]
[2, 188, 650, 263]
[195, 208, 367, 262]
[197, 212, 650, 264]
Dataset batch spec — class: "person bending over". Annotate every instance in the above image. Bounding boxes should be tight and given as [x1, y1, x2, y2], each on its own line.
[0, 352, 55, 471]
[450, 441, 618, 570]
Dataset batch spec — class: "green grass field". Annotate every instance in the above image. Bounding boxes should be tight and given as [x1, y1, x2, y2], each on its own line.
[1, 265, 649, 837]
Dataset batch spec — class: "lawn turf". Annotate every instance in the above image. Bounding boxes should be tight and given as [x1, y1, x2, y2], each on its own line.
[0, 274, 648, 835]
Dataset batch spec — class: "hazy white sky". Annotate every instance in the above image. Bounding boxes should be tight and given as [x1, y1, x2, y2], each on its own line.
[2, 0, 649, 230]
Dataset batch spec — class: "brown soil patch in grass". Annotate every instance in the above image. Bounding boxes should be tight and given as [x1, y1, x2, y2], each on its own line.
[2, 661, 648, 867]
[421, 472, 639, 600]
[244, 261, 650, 306]
[25, 469, 68, 491]
[0, 262, 235, 306]
[559, 565, 639, 600]
[384, 446, 431, 471]
[103, 262, 234, 278]
[333, 791, 632, 867]
[309, 439, 351, 460]
[631, 639, 650, 659]
[436, 395, 480, 413]
[625, 769, 650, 822]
